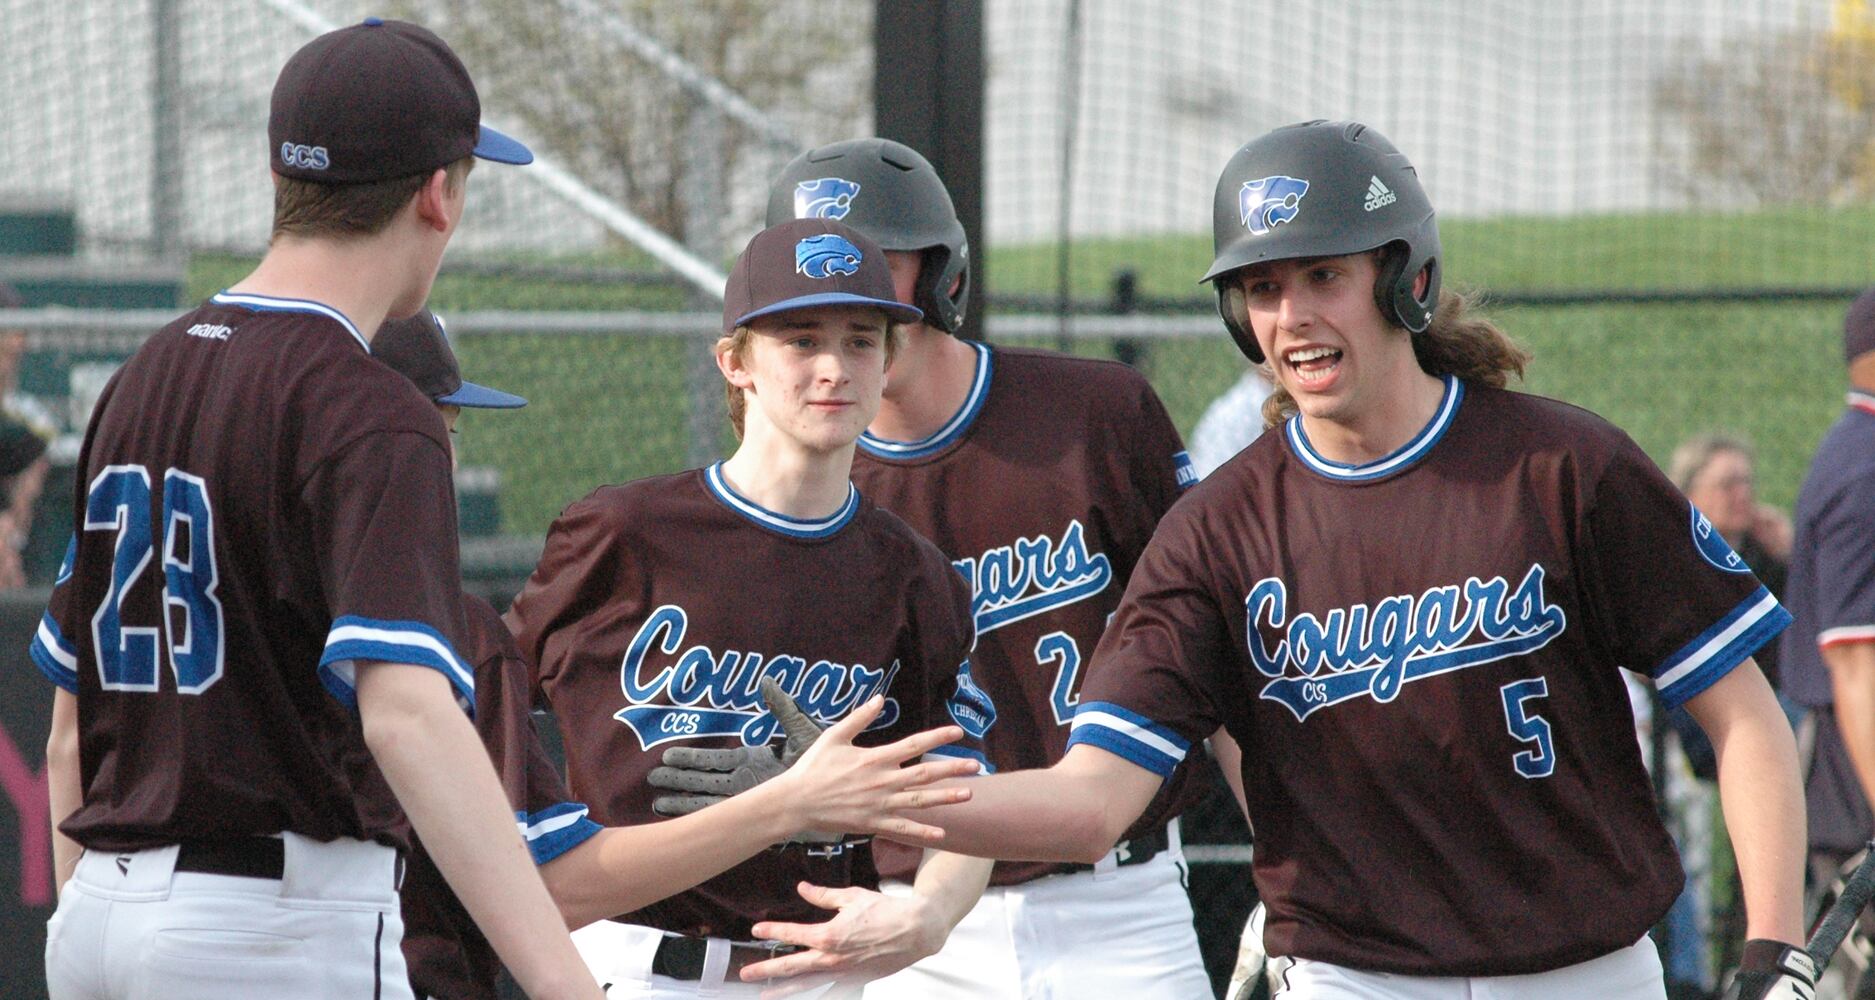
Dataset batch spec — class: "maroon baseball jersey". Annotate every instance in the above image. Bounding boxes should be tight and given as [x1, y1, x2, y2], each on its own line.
[506, 465, 985, 941]
[401, 593, 601, 1000]
[849, 343, 1201, 886]
[30, 292, 473, 852]
[1068, 378, 1789, 976]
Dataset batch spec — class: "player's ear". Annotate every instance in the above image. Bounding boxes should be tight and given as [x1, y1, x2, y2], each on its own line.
[715, 336, 754, 389]
[412, 168, 454, 234]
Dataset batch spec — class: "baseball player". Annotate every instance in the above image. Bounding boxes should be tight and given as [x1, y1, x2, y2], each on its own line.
[885, 120, 1812, 1000]
[504, 218, 996, 998]
[365, 311, 978, 1000]
[32, 18, 603, 1000]
[1783, 290, 1875, 920]
[706, 137, 1215, 1000]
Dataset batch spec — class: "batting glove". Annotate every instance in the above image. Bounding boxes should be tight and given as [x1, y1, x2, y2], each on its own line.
[1726, 939, 1817, 1000]
[646, 678, 840, 842]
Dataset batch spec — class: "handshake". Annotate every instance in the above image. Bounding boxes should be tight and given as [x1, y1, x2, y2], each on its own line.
[645, 678, 975, 847]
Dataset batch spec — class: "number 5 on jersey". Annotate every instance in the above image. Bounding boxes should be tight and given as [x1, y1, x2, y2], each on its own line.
[1499, 677, 1555, 779]
[86, 465, 224, 693]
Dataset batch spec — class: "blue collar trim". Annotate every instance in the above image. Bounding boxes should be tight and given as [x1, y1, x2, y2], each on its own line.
[704, 463, 859, 539]
[1284, 375, 1464, 482]
[858, 341, 992, 460]
[211, 292, 368, 353]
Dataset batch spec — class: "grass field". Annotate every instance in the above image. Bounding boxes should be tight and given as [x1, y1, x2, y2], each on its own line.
[185, 206, 1870, 538]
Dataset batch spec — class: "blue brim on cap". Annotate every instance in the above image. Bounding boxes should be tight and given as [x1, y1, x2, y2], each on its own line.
[735, 292, 923, 329]
[474, 124, 533, 165]
[438, 380, 528, 409]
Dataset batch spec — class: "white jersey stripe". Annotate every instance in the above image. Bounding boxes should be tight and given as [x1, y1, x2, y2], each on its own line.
[1071, 709, 1189, 763]
[1820, 625, 1875, 648]
[36, 619, 78, 670]
[1654, 590, 1782, 691]
[323, 623, 474, 693]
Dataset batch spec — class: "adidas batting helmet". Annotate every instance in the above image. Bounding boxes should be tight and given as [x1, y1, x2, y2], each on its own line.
[766, 138, 970, 334]
[1201, 120, 1441, 363]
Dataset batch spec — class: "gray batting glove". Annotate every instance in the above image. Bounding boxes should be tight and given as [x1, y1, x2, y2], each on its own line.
[647, 678, 839, 842]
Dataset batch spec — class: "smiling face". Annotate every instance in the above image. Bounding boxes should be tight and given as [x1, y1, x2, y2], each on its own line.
[1237, 252, 1423, 429]
[720, 305, 890, 454]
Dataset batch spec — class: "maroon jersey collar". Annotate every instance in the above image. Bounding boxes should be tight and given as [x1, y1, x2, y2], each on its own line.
[703, 463, 860, 539]
[1283, 374, 1464, 483]
[210, 291, 368, 353]
[857, 341, 992, 460]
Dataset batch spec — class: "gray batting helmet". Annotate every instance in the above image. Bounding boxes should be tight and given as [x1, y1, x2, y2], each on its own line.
[766, 138, 970, 334]
[1202, 120, 1440, 363]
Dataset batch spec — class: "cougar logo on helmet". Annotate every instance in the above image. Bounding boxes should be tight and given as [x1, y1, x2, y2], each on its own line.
[1238, 176, 1309, 235]
[795, 234, 863, 279]
[794, 178, 862, 220]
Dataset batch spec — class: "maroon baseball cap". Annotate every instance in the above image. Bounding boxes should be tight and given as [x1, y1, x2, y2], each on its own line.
[1847, 287, 1875, 365]
[269, 17, 532, 184]
[723, 219, 924, 334]
[374, 311, 526, 409]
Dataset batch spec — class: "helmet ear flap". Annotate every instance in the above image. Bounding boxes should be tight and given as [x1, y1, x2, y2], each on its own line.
[1214, 281, 1264, 363]
[1372, 242, 1436, 334]
[914, 245, 969, 334]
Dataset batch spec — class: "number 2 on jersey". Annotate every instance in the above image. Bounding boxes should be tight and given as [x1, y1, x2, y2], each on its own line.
[1036, 631, 1081, 725]
[1498, 677, 1555, 778]
[85, 465, 224, 693]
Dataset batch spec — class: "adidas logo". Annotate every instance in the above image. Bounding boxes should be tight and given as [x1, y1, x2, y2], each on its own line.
[1364, 176, 1397, 212]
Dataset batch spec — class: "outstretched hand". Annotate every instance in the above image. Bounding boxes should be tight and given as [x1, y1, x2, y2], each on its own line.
[647, 680, 975, 845]
[774, 692, 975, 845]
[738, 881, 947, 993]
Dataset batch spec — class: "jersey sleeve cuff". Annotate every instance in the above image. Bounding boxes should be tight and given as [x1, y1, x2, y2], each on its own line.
[320, 616, 475, 718]
[1066, 701, 1191, 780]
[1820, 625, 1875, 649]
[922, 744, 993, 775]
[516, 803, 602, 865]
[1652, 586, 1791, 710]
[31, 613, 79, 693]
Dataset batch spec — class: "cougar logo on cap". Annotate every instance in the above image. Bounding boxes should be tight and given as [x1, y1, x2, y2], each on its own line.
[796, 234, 863, 279]
[794, 178, 861, 220]
[1238, 175, 1309, 235]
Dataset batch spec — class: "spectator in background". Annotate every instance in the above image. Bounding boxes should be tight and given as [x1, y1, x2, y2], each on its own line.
[0, 281, 49, 589]
[1187, 367, 1273, 479]
[1671, 433, 1791, 684]
[1784, 287, 1875, 900]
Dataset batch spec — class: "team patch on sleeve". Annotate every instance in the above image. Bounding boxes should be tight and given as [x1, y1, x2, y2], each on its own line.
[1652, 586, 1791, 709]
[1065, 700, 1191, 778]
[30, 612, 79, 693]
[319, 615, 475, 718]
[1174, 450, 1198, 489]
[946, 660, 996, 739]
[514, 803, 603, 865]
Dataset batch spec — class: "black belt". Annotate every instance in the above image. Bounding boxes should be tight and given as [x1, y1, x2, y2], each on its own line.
[174, 837, 286, 880]
[1064, 825, 1169, 873]
[650, 935, 800, 982]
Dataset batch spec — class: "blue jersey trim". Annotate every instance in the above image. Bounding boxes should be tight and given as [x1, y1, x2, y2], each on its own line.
[31, 613, 79, 692]
[1066, 700, 1190, 779]
[320, 616, 475, 718]
[924, 743, 994, 775]
[1655, 587, 1791, 710]
[1066, 725, 1180, 779]
[857, 341, 992, 460]
[1285, 375, 1463, 482]
[516, 803, 603, 865]
[703, 464, 859, 539]
[210, 291, 368, 353]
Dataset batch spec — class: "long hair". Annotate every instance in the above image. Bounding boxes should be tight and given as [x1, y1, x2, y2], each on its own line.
[1259, 287, 1529, 428]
